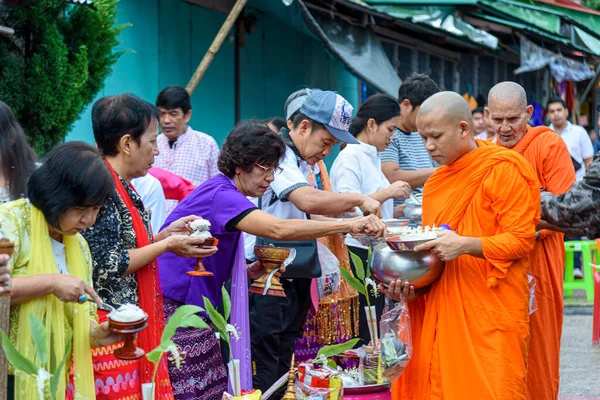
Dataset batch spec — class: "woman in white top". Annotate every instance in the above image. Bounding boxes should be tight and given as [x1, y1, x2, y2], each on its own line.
[331, 93, 412, 344]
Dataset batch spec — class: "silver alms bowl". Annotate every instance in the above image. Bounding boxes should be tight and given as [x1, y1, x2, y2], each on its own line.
[369, 242, 444, 288]
[404, 195, 423, 224]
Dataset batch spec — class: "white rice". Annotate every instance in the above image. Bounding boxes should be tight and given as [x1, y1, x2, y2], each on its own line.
[190, 219, 211, 232]
[108, 304, 146, 323]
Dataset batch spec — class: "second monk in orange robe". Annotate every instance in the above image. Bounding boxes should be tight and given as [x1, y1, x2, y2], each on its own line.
[487, 82, 575, 400]
[412, 91, 540, 400]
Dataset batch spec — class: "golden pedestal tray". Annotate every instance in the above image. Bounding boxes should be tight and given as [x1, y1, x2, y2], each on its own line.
[249, 246, 294, 297]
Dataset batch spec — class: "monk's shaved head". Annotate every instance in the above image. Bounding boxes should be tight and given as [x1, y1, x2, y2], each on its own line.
[417, 91, 476, 165]
[419, 91, 473, 127]
[488, 82, 528, 110]
[485, 81, 533, 148]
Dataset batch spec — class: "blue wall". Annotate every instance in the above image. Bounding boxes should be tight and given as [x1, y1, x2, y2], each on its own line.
[67, 0, 359, 165]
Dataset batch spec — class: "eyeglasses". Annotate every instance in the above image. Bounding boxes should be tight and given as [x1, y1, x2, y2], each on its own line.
[255, 162, 283, 176]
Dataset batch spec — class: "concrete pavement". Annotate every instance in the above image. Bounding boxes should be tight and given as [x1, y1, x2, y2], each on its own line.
[559, 314, 600, 399]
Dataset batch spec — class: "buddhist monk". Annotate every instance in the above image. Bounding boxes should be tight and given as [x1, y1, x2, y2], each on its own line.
[487, 82, 575, 400]
[411, 91, 540, 400]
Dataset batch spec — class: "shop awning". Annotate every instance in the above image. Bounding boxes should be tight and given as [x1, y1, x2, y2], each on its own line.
[249, 0, 402, 97]
[366, 0, 600, 56]
[465, 11, 597, 55]
[575, 26, 600, 57]
[515, 35, 595, 82]
[365, 3, 499, 49]
[481, 0, 562, 35]
[479, 0, 600, 55]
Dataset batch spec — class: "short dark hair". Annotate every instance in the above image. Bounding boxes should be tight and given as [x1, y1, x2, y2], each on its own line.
[291, 112, 326, 132]
[266, 116, 286, 132]
[92, 94, 160, 157]
[219, 120, 286, 178]
[156, 86, 192, 114]
[472, 107, 484, 115]
[28, 142, 114, 230]
[398, 73, 441, 107]
[0, 101, 37, 200]
[547, 97, 567, 110]
[349, 94, 400, 137]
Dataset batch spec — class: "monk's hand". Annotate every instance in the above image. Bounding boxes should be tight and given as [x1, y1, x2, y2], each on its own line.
[351, 215, 387, 238]
[358, 196, 382, 218]
[386, 181, 412, 200]
[379, 279, 416, 303]
[413, 230, 465, 261]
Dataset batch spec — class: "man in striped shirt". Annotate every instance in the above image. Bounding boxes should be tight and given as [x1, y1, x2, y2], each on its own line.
[382, 74, 440, 206]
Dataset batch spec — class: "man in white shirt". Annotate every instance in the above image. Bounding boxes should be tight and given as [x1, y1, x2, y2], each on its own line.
[548, 97, 594, 181]
[131, 173, 167, 234]
[248, 89, 382, 396]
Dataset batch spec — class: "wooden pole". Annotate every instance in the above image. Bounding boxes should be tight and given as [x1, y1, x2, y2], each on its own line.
[0, 296, 8, 400]
[0, 244, 13, 400]
[185, 0, 248, 95]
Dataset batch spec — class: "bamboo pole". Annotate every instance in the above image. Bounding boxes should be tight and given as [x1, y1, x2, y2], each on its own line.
[185, 0, 248, 95]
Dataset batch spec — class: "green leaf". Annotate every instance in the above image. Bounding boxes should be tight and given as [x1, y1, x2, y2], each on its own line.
[49, 334, 72, 400]
[162, 305, 204, 343]
[0, 330, 38, 376]
[221, 286, 231, 321]
[146, 340, 174, 365]
[326, 359, 338, 370]
[29, 314, 48, 365]
[349, 251, 365, 282]
[339, 267, 366, 296]
[316, 338, 360, 359]
[177, 315, 210, 331]
[202, 296, 227, 339]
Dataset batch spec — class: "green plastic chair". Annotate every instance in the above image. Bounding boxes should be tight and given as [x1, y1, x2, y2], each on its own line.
[564, 240, 599, 301]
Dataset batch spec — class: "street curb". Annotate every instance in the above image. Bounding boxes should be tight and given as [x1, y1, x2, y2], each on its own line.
[564, 306, 593, 315]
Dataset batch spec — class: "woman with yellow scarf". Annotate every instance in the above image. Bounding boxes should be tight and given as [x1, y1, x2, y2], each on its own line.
[0, 142, 124, 400]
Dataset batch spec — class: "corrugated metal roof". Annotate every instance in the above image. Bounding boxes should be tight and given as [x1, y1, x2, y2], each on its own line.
[481, 0, 562, 35]
[468, 11, 598, 55]
[536, 0, 600, 16]
[368, 4, 498, 49]
[366, 0, 478, 4]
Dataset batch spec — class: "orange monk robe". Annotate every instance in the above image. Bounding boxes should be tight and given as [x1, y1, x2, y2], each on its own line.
[416, 140, 540, 400]
[391, 296, 426, 399]
[509, 126, 575, 400]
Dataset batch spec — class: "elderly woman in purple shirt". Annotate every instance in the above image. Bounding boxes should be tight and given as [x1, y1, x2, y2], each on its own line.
[157, 120, 385, 400]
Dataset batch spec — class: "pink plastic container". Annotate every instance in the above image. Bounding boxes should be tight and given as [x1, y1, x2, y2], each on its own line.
[344, 383, 391, 400]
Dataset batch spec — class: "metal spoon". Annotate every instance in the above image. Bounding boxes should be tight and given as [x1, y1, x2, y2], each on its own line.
[80, 295, 116, 313]
[409, 191, 422, 205]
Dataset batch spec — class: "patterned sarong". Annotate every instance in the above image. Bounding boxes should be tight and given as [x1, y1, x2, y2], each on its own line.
[163, 298, 228, 400]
